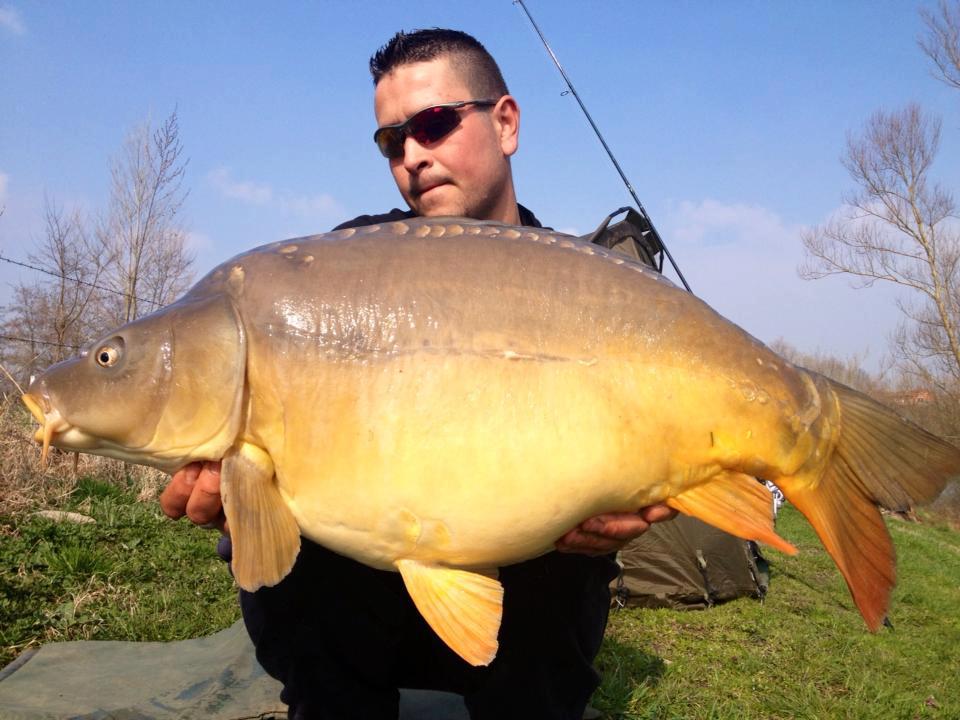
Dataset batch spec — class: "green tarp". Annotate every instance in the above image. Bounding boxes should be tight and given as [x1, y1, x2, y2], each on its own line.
[0, 622, 470, 720]
[0, 622, 285, 720]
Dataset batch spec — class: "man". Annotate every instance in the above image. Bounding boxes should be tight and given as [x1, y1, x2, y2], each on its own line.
[161, 29, 675, 719]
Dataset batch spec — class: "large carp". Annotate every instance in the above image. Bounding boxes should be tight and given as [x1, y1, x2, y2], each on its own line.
[22, 217, 960, 666]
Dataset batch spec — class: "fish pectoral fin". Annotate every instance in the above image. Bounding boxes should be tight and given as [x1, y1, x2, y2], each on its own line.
[666, 471, 797, 556]
[221, 441, 301, 592]
[396, 559, 503, 667]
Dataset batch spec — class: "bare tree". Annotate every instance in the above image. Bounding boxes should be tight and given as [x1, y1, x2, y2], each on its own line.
[796, 1, 960, 515]
[1, 110, 195, 386]
[800, 103, 960, 390]
[1, 199, 106, 383]
[768, 338, 886, 395]
[920, 0, 960, 90]
[97, 110, 194, 325]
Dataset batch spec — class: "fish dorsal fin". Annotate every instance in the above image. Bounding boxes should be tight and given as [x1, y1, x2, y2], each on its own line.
[666, 471, 797, 556]
[221, 441, 301, 591]
[396, 559, 503, 667]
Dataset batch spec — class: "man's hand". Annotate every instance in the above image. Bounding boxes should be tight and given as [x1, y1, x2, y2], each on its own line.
[555, 504, 678, 556]
[160, 460, 227, 533]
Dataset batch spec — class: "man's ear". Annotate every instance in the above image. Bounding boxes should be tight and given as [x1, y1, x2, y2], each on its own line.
[493, 95, 520, 157]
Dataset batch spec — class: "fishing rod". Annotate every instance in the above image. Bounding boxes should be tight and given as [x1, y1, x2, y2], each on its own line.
[514, 0, 693, 293]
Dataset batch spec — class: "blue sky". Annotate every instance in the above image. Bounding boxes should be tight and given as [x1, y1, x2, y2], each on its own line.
[2, 1, 958, 371]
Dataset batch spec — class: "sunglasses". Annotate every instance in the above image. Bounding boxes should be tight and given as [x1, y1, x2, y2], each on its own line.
[374, 99, 498, 159]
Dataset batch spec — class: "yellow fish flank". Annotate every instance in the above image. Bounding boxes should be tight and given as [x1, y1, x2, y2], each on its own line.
[22, 217, 960, 667]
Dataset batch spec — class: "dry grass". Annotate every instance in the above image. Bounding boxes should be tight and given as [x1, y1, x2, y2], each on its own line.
[0, 392, 166, 517]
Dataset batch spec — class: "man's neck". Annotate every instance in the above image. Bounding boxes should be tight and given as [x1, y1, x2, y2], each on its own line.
[499, 201, 521, 225]
[485, 182, 521, 225]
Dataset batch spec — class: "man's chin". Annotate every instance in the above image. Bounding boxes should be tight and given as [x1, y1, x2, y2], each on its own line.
[413, 188, 467, 218]
[421, 209, 465, 219]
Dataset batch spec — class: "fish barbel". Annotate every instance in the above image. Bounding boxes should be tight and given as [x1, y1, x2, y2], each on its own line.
[22, 217, 960, 666]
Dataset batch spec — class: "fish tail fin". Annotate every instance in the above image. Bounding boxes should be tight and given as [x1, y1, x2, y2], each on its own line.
[778, 377, 960, 630]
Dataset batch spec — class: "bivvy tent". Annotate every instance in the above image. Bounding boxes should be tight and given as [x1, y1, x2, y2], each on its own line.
[611, 514, 771, 610]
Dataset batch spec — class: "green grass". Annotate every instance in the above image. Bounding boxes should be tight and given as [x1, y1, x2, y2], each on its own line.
[0, 476, 239, 666]
[2, 483, 958, 720]
[594, 506, 960, 719]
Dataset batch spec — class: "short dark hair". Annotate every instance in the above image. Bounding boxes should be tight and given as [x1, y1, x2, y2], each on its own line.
[370, 28, 509, 98]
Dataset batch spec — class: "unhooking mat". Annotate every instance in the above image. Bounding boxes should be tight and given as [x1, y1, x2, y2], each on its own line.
[0, 621, 469, 720]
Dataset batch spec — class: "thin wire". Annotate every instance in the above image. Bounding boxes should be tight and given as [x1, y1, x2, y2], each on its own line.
[0, 254, 150, 352]
[513, 0, 693, 293]
[0, 253, 162, 308]
[0, 333, 80, 350]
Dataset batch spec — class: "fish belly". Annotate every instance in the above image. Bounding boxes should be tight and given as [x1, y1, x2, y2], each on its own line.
[257, 350, 795, 572]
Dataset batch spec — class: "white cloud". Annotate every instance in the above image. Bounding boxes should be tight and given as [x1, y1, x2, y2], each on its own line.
[279, 192, 341, 217]
[0, 171, 8, 204]
[0, 5, 25, 35]
[207, 167, 344, 221]
[207, 167, 273, 205]
[666, 198, 797, 249]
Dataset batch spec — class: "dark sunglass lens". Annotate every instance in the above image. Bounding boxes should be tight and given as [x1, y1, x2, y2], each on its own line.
[375, 103, 475, 159]
[376, 128, 404, 159]
[409, 106, 461, 145]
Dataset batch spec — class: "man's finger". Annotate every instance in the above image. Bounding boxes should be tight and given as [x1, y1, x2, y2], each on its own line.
[638, 504, 679, 524]
[555, 525, 637, 555]
[185, 461, 224, 527]
[581, 513, 652, 540]
[160, 462, 201, 519]
[556, 528, 623, 556]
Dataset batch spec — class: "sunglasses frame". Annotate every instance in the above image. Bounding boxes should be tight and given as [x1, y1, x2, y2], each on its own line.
[374, 99, 499, 159]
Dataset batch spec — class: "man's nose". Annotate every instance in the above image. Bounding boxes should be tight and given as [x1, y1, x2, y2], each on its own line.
[401, 135, 432, 172]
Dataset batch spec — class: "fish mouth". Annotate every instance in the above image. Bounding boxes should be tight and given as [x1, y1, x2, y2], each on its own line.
[22, 392, 72, 468]
[21, 391, 183, 472]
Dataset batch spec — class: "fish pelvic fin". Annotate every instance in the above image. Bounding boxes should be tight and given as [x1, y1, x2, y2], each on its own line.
[778, 377, 960, 632]
[396, 559, 503, 667]
[221, 441, 301, 592]
[666, 472, 797, 556]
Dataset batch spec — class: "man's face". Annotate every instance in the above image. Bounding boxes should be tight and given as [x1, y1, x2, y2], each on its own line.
[374, 57, 519, 223]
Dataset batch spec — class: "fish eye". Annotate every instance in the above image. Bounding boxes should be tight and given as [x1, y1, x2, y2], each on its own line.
[95, 343, 122, 368]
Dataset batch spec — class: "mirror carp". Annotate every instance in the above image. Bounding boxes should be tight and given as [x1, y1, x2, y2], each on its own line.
[23, 217, 960, 666]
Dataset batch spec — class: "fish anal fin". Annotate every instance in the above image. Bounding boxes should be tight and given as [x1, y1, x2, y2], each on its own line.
[397, 559, 503, 667]
[666, 472, 797, 556]
[221, 441, 301, 592]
